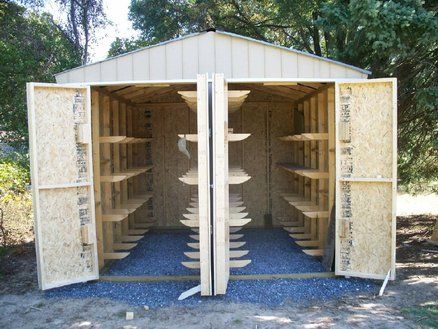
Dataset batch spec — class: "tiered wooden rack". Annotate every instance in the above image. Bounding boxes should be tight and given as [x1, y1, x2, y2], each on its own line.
[177, 89, 253, 270]
[92, 91, 155, 264]
[277, 87, 335, 257]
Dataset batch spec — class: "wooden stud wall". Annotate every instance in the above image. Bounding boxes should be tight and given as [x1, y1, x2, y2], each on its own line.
[277, 85, 335, 258]
[92, 88, 154, 265]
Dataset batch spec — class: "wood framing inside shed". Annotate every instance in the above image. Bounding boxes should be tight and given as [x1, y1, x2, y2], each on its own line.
[27, 30, 397, 295]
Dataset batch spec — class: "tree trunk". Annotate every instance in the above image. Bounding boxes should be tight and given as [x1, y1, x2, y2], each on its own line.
[312, 11, 322, 56]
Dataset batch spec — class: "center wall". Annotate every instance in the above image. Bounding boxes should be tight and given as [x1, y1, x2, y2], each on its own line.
[150, 101, 297, 228]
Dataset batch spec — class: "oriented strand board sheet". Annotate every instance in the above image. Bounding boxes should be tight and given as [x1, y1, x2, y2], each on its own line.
[28, 84, 98, 290]
[335, 80, 397, 280]
[338, 82, 394, 178]
[270, 105, 295, 223]
[338, 182, 392, 275]
[241, 104, 268, 226]
[150, 106, 191, 227]
[38, 188, 96, 285]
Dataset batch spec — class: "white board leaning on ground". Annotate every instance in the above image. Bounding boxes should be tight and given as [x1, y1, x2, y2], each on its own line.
[27, 83, 99, 290]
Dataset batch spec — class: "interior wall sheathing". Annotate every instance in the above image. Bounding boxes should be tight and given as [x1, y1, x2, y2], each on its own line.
[149, 98, 296, 228]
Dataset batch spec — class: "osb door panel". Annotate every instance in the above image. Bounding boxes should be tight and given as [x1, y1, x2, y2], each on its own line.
[27, 83, 98, 290]
[213, 74, 230, 294]
[335, 79, 397, 280]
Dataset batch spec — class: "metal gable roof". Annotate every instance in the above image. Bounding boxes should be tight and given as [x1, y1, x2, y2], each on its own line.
[55, 30, 370, 80]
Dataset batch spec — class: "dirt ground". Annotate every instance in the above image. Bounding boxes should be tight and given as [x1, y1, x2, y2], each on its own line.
[0, 215, 437, 329]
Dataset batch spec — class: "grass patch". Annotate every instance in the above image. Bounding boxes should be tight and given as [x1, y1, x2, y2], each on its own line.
[401, 303, 438, 329]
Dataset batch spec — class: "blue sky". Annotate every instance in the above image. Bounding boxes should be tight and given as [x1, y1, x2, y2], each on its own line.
[42, 0, 139, 62]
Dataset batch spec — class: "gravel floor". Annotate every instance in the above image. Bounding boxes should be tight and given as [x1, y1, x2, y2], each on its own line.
[46, 228, 377, 308]
[46, 277, 377, 308]
[105, 228, 325, 276]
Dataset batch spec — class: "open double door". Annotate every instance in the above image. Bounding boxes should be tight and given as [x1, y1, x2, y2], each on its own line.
[27, 76, 396, 293]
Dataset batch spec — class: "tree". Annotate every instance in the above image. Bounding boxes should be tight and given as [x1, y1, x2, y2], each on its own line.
[57, 0, 106, 64]
[112, 0, 437, 191]
[14, 0, 107, 64]
[0, 1, 82, 149]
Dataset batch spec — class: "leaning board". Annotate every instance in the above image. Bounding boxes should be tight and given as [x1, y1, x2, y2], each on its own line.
[335, 79, 397, 280]
[27, 83, 98, 289]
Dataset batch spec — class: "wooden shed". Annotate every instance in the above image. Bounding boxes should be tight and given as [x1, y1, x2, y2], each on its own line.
[27, 30, 397, 296]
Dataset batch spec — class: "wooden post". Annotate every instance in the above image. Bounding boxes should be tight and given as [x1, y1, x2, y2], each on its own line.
[318, 90, 329, 249]
[309, 96, 318, 241]
[91, 90, 104, 268]
[112, 100, 122, 242]
[119, 103, 129, 235]
[100, 94, 113, 252]
[126, 106, 135, 229]
[303, 100, 311, 234]
[327, 86, 336, 241]
[296, 104, 304, 225]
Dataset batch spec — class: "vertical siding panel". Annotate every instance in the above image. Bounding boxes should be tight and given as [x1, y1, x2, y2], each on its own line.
[248, 42, 265, 78]
[281, 50, 298, 78]
[117, 55, 133, 81]
[101, 60, 117, 81]
[132, 50, 150, 80]
[182, 36, 199, 79]
[318, 60, 330, 78]
[329, 63, 347, 78]
[297, 55, 314, 78]
[345, 68, 362, 78]
[84, 63, 101, 82]
[198, 32, 215, 74]
[165, 41, 183, 79]
[69, 67, 85, 82]
[150, 46, 166, 80]
[214, 34, 232, 78]
[56, 72, 70, 83]
[231, 38, 249, 78]
[264, 47, 282, 78]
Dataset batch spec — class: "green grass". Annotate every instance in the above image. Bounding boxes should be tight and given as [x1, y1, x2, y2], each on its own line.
[401, 303, 438, 329]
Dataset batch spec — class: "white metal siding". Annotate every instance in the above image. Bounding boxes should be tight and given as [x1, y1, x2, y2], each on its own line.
[55, 31, 368, 83]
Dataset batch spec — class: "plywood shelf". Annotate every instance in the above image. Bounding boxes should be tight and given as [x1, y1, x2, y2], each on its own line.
[277, 163, 329, 179]
[103, 252, 130, 260]
[101, 166, 153, 183]
[179, 167, 251, 185]
[278, 133, 328, 142]
[100, 174, 128, 183]
[303, 249, 324, 257]
[295, 240, 321, 247]
[113, 243, 137, 251]
[178, 90, 250, 113]
[127, 193, 153, 208]
[303, 211, 329, 219]
[178, 133, 251, 142]
[102, 211, 129, 222]
[99, 136, 153, 144]
[280, 195, 328, 217]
